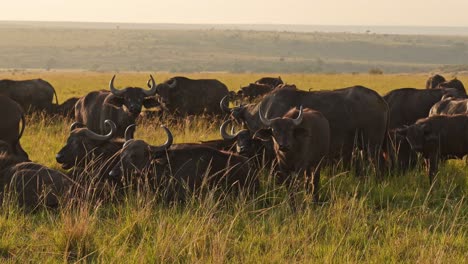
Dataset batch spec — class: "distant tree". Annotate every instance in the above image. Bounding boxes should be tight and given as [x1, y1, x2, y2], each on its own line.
[369, 67, 383, 75]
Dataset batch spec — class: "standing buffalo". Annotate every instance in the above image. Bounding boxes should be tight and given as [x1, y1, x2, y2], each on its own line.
[155, 76, 229, 116]
[426, 74, 446, 89]
[259, 107, 329, 201]
[222, 85, 388, 170]
[110, 126, 258, 202]
[255, 76, 284, 88]
[383, 87, 465, 170]
[0, 140, 73, 208]
[56, 120, 124, 181]
[0, 95, 28, 160]
[0, 78, 58, 113]
[75, 75, 159, 137]
[429, 98, 468, 116]
[396, 115, 468, 184]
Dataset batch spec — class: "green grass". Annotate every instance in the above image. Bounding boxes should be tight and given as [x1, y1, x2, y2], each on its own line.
[0, 71, 467, 262]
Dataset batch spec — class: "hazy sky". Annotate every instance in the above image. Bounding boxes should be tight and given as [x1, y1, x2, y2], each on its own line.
[4, 0, 468, 26]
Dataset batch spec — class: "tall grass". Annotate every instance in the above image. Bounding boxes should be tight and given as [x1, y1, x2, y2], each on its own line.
[0, 72, 466, 262]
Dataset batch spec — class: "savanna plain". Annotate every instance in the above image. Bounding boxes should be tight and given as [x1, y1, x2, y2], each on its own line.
[0, 70, 467, 263]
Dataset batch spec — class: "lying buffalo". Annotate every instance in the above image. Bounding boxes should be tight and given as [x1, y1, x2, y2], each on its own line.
[429, 97, 468, 116]
[56, 120, 124, 181]
[396, 115, 468, 184]
[0, 78, 58, 113]
[259, 106, 329, 201]
[222, 85, 388, 169]
[0, 95, 28, 160]
[155, 76, 229, 116]
[383, 87, 465, 170]
[0, 140, 73, 208]
[75, 75, 159, 137]
[110, 126, 258, 202]
[426, 74, 446, 89]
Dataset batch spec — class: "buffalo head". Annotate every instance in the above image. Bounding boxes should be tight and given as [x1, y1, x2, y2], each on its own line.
[107, 75, 160, 115]
[150, 78, 177, 108]
[109, 125, 173, 178]
[259, 106, 304, 152]
[56, 120, 117, 170]
[395, 123, 438, 153]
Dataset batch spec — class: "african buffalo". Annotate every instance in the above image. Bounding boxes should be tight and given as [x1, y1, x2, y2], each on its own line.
[155, 76, 229, 116]
[383, 87, 466, 170]
[110, 126, 258, 202]
[75, 75, 159, 137]
[0, 141, 73, 208]
[222, 85, 388, 169]
[259, 106, 329, 201]
[429, 98, 468, 116]
[255, 76, 283, 88]
[0, 95, 28, 160]
[426, 74, 446, 89]
[56, 120, 124, 181]
[0, 78, 58, 113]
[396, 115, 468, 184]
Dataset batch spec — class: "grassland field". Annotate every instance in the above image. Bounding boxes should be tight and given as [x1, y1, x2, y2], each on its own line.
[0, 70, 466, 263]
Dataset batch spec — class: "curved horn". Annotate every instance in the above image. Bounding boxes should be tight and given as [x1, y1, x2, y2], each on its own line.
[84, 120, 116, 141]
[143, 75, 158, 96]
[70, 122, 85, 131]
[109, 75, 127, 96]
[259, 106, 272, 127]
[149, 125, 173, 153]
[220, 120, 238, 140]
[292, 106, 304, 126]
[125, 124, 136, 141]
[220, 95, 232, 113]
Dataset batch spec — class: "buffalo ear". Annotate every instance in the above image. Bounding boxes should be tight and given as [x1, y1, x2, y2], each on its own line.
[253, 129, 272, 141]
[143, 97, 160, 109]
[105, 95, 125, 108]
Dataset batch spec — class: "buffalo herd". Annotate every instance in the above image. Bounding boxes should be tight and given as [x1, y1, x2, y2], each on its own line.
[0, 73, 467, 208]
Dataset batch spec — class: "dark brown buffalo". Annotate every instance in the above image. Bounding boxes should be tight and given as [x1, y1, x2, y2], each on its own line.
[0, 141, 73, 208]
[383, 87, 466, 170]
[154, 76, 229, 116]
[222, 85, 388, 168]
[0, 95, 28, 160]
[54, 97, 80, 118]
[437, 78, 466, 95]
[56, 120, 124, 181]
[237, 83, 273, 101]
[396, 115, 468, 184]
[429, 98, 468, 116]
[255, 76, 283, 88]
[110, 126, 258, 202]
[259, 107, 329, 201]
[75, 75, 159, 137]
[426, 74, 446, 89]
[0, 78, 58, 113]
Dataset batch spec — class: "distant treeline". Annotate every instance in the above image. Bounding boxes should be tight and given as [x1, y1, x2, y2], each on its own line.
[1, 24, 468, 73]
